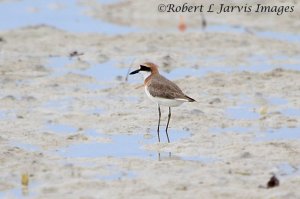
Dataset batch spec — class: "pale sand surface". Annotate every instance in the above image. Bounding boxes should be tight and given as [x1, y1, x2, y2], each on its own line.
[0, 0, 300, 198]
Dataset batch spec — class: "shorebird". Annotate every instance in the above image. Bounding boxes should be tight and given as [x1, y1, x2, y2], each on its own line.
[130, 62, 195, 143]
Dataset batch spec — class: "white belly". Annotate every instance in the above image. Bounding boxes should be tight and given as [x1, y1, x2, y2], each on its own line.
[144, 86, 185, 107]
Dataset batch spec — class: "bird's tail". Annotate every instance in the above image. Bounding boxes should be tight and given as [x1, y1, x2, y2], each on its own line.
[185, 95, 196, 102]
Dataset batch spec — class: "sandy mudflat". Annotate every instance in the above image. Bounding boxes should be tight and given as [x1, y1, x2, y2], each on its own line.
[0, 0, 300, 198]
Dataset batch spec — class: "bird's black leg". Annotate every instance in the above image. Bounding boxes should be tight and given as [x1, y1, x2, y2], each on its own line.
[165, 107, 171, 143]
[157, 104, 161, 142]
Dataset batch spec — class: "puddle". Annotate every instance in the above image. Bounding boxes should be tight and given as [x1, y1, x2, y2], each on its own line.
[0, 109, 18, 120]
[205, 24, 245, 34]
[224, 95, 291, 121]
[245, 55, 300, 72]
[46, 123, 77, 134]
[211, 125, 300, 142]
[0, 0, 139, 34]
[165, 66, 228, 79]
[10, 141, 40, 152]
[79, 61, 129, 82]
[42, 97, 74, 112]
[97, 0, 121, 5]
[256, 31, 300, 43]
[58, 130, 189, 158]
[46, 57, 142, 92]
[47, 57, 131, 82]
[64, 161, 136, 181]
[95, 168, 136, 181]
[47, 57, 71, 77]
[83, 82, 112, 91]
[0, 110, 7, 119]
[165, 56, 299, 80]
[86, 107, 104, 115]
[226, 104, 260, 120]
[211, 126, 252, 134]
[206, 24, 300, 43]
[155, 152, 218, 162]
[254, 95, 288, 108]
[0, 184, 36, 199]
[123, 96, 140, 103]
[268, 97, 288, 106]
[56, 129, 215, 163]
[180, 155, 217, 163]
[281, 108, 300, 117]
[257, 127, 300, 141]
[47, 56, 70, 68]
[277, 163, 299, 176]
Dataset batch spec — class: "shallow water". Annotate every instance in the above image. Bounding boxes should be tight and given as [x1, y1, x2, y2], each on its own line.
[257, 127, 300, 141]
[42, 97, 74, 112]
[180, 155, 217, 163]
[166, 56, 299, 80]
[47, 57, 71, 77]
[1, 0, 299, 45]
[46, 123, 78, 134]
[281, 108, 300, 117]
[224, 95, 294, 121]
[0, 110, 6, 119]
[206, 24, 300, 43]
[0, 109, 17, 120]
[212, 93, 300, 141]
[0, 185, 36, 199]
[256, 31, 300, 43]
[59, 129, 186, 159]
[45, 55, 299, 87]
[39, 125, 214, 162]
[212, 126, 253, 134]
[10, 141, 40, 152]
[211, 125, 300, 142]
[268, 97, 288, 106]
[47, 57, 131, 82]
[6, 125, 217, 198]
[46, 56, 141, 92]
[226, 104, 260, 120]
[8, 120, 213, 162]
[0, 0, 138, 34]
[86, 107, 104, 115]
[95, 170, 136, 181]
[80, 61, 129, 82]
[277, 163, 299, 176]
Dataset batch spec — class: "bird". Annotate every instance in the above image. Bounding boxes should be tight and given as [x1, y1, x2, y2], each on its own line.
[130, 62, 195, 143]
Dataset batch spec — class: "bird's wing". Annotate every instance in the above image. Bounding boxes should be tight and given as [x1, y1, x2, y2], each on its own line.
[147, 75, 188, 100]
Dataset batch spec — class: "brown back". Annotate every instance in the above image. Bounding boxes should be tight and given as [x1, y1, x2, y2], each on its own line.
[146, 74, 191, 100]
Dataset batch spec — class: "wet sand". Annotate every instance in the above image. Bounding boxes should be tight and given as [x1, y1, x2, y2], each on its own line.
[0, 0, 300, 198]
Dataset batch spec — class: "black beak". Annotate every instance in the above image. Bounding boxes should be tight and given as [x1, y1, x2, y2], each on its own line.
[129, 69, 140, 75]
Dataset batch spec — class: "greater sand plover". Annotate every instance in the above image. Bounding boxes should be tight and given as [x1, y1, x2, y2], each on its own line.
[130, 62, 195, 142]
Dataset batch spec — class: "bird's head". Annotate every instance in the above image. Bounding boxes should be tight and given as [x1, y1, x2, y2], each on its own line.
[129, 62, 159, 79]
